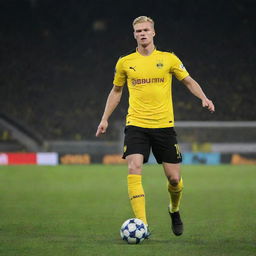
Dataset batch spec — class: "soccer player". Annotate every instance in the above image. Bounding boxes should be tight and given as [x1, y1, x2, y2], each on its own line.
[96, 16, 215, 237]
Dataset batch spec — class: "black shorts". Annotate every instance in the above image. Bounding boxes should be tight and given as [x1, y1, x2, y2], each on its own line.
[122, 125, 182, 164]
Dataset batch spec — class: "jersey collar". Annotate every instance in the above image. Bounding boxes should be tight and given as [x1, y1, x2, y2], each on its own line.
[136, 47, 157, 57]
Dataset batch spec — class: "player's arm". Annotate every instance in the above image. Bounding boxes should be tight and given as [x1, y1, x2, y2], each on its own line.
[181, 76, 215, 113]
[96, 85, 123, 137]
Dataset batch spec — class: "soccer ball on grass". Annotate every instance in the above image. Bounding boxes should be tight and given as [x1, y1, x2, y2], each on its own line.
[120, 218, 148, 244]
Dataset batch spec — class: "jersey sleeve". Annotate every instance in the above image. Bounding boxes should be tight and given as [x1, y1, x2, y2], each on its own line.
[113, 57, 126, 86]
[170, 54, 189, 81]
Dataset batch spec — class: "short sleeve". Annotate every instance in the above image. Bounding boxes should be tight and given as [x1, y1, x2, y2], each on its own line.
[170, 54, 189, 81]
[113, 58, 126, 86]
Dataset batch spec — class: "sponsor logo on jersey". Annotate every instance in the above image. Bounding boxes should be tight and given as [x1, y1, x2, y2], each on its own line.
[131, 77, 164, 85]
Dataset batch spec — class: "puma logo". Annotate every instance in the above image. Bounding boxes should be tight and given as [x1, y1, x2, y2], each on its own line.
[129, 66, 136, 71]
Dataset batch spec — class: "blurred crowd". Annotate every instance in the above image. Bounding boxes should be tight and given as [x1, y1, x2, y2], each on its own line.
[0, 0, 255, 140]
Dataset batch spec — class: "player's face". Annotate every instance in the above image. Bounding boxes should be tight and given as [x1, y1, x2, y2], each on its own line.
[133, 22, 155, 47]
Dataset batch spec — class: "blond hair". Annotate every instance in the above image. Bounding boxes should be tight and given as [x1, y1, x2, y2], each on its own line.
[132, 16, 154, 28]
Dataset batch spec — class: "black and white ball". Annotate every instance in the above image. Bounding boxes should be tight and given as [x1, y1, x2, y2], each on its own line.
[120, 218, 147, 244]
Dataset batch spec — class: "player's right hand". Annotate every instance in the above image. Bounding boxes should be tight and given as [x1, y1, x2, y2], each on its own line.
[95, 120, 108, 137]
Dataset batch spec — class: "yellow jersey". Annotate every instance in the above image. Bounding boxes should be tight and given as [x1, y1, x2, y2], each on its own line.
[113, 48, 189, 128]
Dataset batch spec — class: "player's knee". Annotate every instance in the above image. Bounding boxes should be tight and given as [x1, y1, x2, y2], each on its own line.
[128, 162, 142, 174]
[168, 176, 180, 186]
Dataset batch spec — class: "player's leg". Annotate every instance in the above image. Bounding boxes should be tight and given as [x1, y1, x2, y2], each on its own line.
[126, 154, 147, 224]
[163, 162, 184, 236]
[126, 154, 151, 238]
[122, 126, 150, 226]
[163, 162, 183, 214]
[151, 127, 183, 236]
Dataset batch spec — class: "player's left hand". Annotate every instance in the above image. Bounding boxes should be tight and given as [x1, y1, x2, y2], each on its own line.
[202, 98, 215, 113]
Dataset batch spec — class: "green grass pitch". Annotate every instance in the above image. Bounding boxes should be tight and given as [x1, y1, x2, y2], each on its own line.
[0, 164, 255, 256]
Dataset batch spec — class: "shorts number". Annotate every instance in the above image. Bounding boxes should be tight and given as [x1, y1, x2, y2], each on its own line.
[174, 144, 182, 159]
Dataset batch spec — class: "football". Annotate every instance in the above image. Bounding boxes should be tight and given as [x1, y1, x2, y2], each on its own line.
[120, 218, 148, 244]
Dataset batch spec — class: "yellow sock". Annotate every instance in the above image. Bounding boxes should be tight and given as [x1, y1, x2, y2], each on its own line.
[168, 177, 184, 213]
[127, 174, 147, 225]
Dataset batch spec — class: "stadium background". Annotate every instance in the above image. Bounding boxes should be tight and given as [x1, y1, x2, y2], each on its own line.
[0, 0, 255, 164]
[0, 1, 256, 256]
